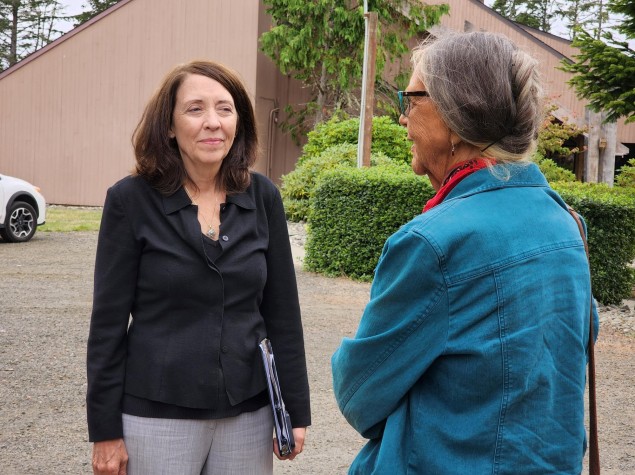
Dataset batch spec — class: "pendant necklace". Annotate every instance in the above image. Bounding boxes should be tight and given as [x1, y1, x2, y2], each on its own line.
[184, 185, 218, 239]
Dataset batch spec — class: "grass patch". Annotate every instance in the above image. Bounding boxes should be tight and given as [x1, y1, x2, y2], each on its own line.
[40, 205, 102, 232]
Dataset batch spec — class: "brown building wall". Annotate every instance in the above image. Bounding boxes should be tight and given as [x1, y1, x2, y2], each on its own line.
[2, 0, 631, 205]
[253, 4, 308, 183]
[0, 0, 306, 206]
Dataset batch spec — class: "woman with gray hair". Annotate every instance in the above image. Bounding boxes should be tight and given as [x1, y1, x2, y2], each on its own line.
[332, 31, 597, 474]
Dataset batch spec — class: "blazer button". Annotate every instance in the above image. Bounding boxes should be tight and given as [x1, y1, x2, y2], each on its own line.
[221, 346, 228, 353]
[222, 235, 229, 241]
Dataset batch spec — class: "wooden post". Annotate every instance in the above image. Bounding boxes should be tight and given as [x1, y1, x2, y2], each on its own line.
[357, 11, 378, 168]
[584, 107, 601, 183]
[361, 12, 377, 167]
[598, 111, 617, 186]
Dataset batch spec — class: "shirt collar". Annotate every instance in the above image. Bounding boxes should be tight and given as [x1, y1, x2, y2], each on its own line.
[163, 187, 191, 215]
[163, 184, 257, 215]
[226, 190, 256, 210]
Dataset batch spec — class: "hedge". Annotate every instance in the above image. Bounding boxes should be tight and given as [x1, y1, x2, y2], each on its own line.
[305, 164, 435, 280]
[615, 158, 635, 189]
[281, 143, 399, 222]
[306, 168, 635, 305]
[299, 115, 412, 166]
[552, 182, 635, 305]
[532, 153, 576, 182]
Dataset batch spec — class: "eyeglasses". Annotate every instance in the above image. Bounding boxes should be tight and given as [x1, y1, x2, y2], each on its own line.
[397, 90, 430, 117]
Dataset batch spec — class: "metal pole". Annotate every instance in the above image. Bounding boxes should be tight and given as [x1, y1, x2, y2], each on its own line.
[357, 1, 369, 167]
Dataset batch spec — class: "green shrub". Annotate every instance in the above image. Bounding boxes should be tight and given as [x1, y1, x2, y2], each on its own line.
[305, 166, 635, 305]
[305, 164, 434, 280]
[532, 153, 577, 183]
[299, 115, 412, 166]
[537, 104, 586, 160]
[280, 143, 399, 221]
[553, 182, 635, 305]
[615, 158, 635, 189]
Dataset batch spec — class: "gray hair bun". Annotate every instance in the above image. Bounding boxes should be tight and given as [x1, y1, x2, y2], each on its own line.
[412, 31, 543, 162]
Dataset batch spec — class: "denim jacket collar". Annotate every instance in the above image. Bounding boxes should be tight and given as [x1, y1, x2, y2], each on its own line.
[445, 162, 549, 204]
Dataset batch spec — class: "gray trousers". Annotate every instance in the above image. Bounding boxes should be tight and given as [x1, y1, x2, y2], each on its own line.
[122, 405, 273, 475]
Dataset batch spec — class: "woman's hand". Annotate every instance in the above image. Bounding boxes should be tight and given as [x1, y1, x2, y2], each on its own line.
[92, 438, 128, 475]
[273, 427, 306, 461]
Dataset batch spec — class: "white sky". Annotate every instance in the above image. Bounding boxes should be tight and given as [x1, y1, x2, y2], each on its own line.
[56, 0, 89, 33]
[60, 0, 85, 16]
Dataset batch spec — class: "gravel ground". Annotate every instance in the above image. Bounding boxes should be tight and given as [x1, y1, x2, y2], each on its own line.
[0, 225, 633, 474]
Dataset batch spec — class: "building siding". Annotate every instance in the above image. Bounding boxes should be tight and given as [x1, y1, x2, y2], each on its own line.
[0, 0, 267, 206]
[1, 0, 632, 205]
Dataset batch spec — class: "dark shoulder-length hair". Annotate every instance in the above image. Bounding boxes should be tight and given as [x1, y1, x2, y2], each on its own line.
[132, 60, 258, 195]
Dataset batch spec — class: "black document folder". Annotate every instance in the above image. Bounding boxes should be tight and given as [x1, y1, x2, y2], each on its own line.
[259, 338, 295, 457]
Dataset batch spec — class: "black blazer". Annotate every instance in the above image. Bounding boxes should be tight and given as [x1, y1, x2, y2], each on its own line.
[86, 172, 310, 442]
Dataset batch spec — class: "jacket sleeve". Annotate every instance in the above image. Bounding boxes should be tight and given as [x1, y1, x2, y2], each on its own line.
[331, 228, 449, 439]
[86, 184, 141, 442]
[259, 183, 311, 428]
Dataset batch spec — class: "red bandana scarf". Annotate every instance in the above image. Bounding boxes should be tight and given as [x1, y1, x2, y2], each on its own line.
[423, 158, 491, 213]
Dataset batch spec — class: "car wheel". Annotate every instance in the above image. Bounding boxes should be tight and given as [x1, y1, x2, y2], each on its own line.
[1, 201, 37, 242]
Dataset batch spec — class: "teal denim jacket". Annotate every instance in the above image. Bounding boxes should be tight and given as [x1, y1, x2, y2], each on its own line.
[332, 163, 599, 475]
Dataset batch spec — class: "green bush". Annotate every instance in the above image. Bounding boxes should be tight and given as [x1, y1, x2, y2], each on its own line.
[304, 166, 635, 305]
[537, 104, 586, 160]
[615, 158, 635, 189]
[281, 143, 400, 222]
[305, 164, 435, 280]
[299, 115, 412, 166]
[552, 182, 635, 305]
[532, 153, 577, 183]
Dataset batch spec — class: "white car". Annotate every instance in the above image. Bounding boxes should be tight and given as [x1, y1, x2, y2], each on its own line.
[0, 174, 47, 243]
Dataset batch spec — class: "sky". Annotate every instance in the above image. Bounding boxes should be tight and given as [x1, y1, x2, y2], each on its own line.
[56, 0, 88, 33]
[60, 0, 85, 17]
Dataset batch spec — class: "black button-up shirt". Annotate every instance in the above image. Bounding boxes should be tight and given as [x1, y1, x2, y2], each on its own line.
[87, 172, 311, 442]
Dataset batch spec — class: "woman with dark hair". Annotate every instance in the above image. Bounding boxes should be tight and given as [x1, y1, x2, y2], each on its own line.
[87, 60, 310, 475]
[332, 31, 598, 474]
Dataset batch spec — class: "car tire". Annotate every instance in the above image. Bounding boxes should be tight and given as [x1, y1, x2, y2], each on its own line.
[1, 201, 38, 243]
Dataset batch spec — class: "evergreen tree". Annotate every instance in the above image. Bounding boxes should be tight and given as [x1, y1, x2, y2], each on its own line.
[491, 0, 520, 20]
[491, 0, 558, 32]
[560, 0, 635, 124]
[611, 0, 634, 38]
[490, 0, 615, 39]
[557, 0, 610, 40]
[73, 0, 120, 26]
[260, 0, 449, 137]
[557, 0, 593, 40]
[0, 0, 64, 70]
